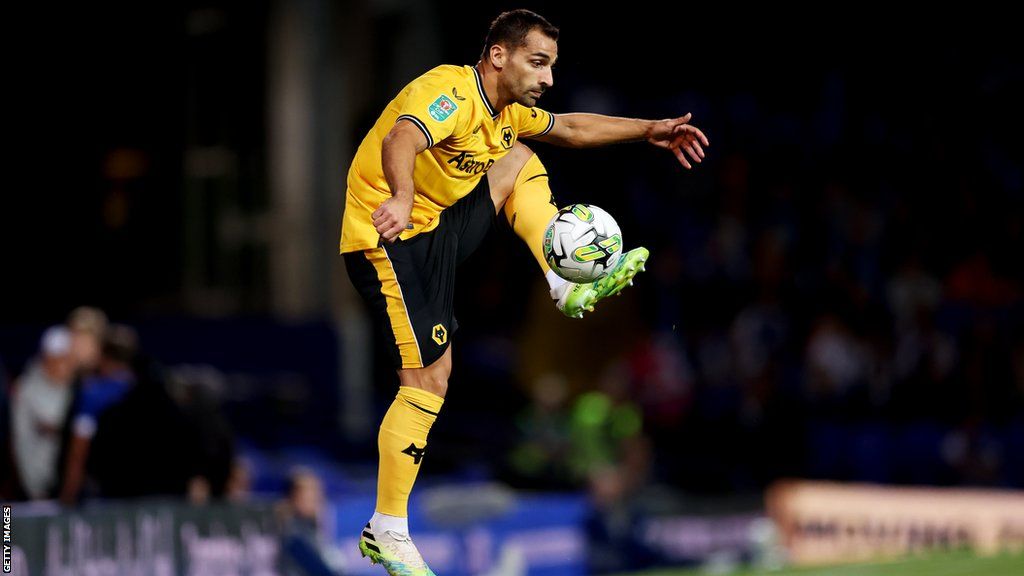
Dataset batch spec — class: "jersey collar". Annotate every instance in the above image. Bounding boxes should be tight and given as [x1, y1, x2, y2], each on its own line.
[472, 65, 500, 120]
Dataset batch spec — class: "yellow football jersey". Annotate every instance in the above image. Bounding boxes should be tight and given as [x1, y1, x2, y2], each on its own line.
[340, 64, 556, 253]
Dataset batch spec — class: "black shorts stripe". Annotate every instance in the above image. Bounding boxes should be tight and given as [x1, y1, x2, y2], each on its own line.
[344, 180, 496, 370]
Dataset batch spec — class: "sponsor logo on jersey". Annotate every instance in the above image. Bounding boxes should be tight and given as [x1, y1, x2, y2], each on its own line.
[428, 94, 458, 122]
[447, 151, 495, 174]
[452, 86, 466, 101]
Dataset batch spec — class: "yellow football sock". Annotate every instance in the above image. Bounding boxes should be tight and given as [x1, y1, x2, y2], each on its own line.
[375, 386, 444, 517]
[503, 153, 559, 273]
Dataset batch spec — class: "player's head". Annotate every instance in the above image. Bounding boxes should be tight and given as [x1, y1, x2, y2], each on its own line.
[480, 9, 559, 107]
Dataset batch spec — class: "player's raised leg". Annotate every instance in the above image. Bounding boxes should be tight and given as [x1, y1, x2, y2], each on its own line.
[487, 142, 649, 318]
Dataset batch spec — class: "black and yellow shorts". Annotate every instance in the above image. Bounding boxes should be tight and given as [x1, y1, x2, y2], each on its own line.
[344, 180, 495, 369]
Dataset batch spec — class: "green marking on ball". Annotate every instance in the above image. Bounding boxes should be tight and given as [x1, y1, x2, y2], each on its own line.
[570, 204, 594, 223]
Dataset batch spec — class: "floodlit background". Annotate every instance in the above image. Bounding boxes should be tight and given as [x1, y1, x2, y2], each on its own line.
[2, 2, 1022, 575]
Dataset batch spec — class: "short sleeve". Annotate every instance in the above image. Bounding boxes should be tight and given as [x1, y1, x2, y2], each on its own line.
[515, 105, 556, 138]
[396, 73, 465, 148]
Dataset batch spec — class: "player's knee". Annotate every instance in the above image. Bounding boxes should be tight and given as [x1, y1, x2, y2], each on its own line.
[489, 143, 536, 210]
[399, 358, 450, 398]
[422, 375, 448, 398]
[403, 370, 448, 397]
[506, 143, 535, 181]
[511, 141, 533, 159]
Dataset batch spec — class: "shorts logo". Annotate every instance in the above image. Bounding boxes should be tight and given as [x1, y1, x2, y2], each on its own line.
[432, 324, 447, 345]
[501, 126, 515, 149]
[428, 94, 458, 122]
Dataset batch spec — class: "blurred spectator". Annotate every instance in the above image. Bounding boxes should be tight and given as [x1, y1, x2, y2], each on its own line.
[888, 300, 960, 424]
[66, 306, 108, 376]
[506, 372, 574, 489]
[886, 255, 943, 331]
[945, 251, 1020, 308]
[58, 324, 139, 504]
[187, 475, 212, 505]
[87, 356, 196, 498]
[85, 353, 237, 501]
[804, 315, 872, 411]
[170, 367, 236, 500]
[277, 467, 347, 576]
[570, 366, 650, 491]
[579, 366, 657, 574]
[570, 393, 645, 483]
[628, 333, 695, 433]
[10, 326, 76, 499]
[225, 456, 253, 503]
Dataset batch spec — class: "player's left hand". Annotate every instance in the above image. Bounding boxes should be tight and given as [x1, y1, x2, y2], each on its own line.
[647, 113, 709, 169]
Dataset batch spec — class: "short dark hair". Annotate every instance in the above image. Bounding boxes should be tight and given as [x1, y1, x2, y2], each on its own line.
[480, 9, 558, 61]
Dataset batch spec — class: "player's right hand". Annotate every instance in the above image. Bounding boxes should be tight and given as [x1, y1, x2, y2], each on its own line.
[373, 193, 414, 243]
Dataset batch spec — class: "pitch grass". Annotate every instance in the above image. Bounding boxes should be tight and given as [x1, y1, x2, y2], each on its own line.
[615, 551, 1024, 576]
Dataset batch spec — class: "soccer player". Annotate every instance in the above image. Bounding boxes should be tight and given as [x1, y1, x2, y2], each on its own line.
[341, 9, 708, 575]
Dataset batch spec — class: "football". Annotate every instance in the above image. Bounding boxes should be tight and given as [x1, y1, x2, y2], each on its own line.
[543, 204, 623, 282]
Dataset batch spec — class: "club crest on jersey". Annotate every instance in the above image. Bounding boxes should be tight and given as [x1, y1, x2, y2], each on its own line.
[428, 94, 458, 122]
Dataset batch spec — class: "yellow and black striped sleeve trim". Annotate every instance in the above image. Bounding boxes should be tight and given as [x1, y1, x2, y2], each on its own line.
[396, 114, 435, 148]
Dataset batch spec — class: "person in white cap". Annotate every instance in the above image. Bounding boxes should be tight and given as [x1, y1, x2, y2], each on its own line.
[10, 325, 76, 499]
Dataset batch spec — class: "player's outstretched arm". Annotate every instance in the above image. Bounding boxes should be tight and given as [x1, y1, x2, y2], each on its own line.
[534, 112, 708, 169]
[376, 120, 429, 242]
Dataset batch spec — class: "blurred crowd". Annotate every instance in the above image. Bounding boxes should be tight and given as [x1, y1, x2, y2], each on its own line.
[2, 15, 1019, 573]
[475, 93, 1024, 504]
[0, 306, 240, 505]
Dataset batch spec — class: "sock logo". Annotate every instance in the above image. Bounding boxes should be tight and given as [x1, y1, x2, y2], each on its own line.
[402, 443, 427, 465]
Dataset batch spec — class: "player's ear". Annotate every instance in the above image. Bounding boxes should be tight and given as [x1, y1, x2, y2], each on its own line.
[490, 44, 506, 69]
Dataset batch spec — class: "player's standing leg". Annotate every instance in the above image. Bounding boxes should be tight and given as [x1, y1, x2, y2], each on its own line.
[345, 241, 456, 576]
[356, 346, 449, 576]
[349, 171, 497, 576]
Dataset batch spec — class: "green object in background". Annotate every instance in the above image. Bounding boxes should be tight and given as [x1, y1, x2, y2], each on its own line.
[569, 391, 643, 477]
[614, 551, 1024, 576]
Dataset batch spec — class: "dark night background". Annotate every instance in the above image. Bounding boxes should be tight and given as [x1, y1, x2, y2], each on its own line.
[4, 0, 1023, 504]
